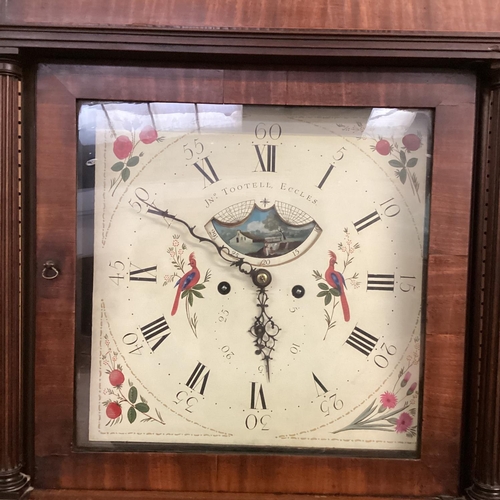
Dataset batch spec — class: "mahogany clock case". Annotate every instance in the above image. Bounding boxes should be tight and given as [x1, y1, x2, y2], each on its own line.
[35, 63, 474, 496]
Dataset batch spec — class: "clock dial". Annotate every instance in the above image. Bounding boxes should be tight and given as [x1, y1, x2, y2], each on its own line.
[79, 102, 431, 455]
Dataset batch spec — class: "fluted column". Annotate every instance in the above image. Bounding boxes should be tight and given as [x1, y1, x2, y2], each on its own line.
[467, 64, 500, 500]
[0, 58, 31, 499]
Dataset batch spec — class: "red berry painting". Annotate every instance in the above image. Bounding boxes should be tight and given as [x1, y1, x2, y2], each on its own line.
[113, 135, 133, 159]
[105, 401, 122, 419]
[375, 139, 391, 156]
[109, 369, 125, 387]
[139, 125, 159, 144]
[402, 133, 421, 152]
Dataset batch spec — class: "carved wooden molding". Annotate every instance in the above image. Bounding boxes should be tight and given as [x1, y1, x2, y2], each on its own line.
[466, 65, 500, 500]
[1, 27, 500, 59]
[0, 58, 31, 499]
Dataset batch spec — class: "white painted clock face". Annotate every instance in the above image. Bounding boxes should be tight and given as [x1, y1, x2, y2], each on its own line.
[81, 102, 430, 454]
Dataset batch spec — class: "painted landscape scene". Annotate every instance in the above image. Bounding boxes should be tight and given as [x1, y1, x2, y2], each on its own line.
[211, 205, 317, 260]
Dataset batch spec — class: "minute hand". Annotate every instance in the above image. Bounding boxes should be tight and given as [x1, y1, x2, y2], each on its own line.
[136, 188, 255, 278]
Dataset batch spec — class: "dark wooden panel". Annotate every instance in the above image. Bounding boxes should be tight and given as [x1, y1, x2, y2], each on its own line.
[34, 451, 443, 495]
[40, 64, 224, 104]
[35, 65, 78, 456]
[3, 0, 500, 34]
[286, 70, 476, 108]
[426, 256, 469, 335]
[213, 453, 442, 495]
[428, 104, 476, 256]
[224, 69, 288, 104]
[35, 454, 218, 491]
[34, 64, 474, 497]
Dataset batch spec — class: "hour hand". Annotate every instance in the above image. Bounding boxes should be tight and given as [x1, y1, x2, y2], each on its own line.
[136, 188, 281, 379]
[248, 269, 281, 382]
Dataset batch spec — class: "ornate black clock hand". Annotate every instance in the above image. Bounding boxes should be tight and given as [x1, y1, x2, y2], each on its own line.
[135, 187, 254, 276]
[249, 269, 281, 382]
[136, 187, 281, 380]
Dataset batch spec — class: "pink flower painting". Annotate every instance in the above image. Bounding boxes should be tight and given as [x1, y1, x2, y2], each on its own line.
[380, 391, 397, 409]
[395, 412, 413, 433]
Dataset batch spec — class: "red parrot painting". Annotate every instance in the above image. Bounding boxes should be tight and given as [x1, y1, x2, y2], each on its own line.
[171, 252, 200, 316]
[325, 251, 350, 322]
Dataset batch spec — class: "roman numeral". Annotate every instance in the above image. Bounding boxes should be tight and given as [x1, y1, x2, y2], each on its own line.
[140, 315, 171, 352]
[353, 210, 381, 232]
[250, 382, 267, 410]
[186, 361, 210, 395]
[254, 145, 277, 172]
[367, 273, 395, 291]
[130, 264, 157, 283]
[317, 164, 334, 189]
[312, 372, 328, 397]
[193, 156, 219, 185]
[346, 327, 379, 356]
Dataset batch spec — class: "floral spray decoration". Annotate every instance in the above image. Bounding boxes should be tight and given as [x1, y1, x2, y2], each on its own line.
[164, 235, 211, 337]
[107, 111, 164, 195]
[101, 335, 165, 426]
[371, 133, 423, 202]
[333, 336, 420, 438]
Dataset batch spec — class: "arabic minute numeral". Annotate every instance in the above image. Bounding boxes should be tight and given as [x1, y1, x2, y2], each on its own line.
[221, 345, 234, 359]
[108, 260, 125, 285]
[173, 390, 198, 413]
[218, 309, 229, 322]
[380, 198, 401, 217]
[320, 393, 344, 416]
[122, 332, 144, 355]
[183, 139, 204, 160]
[400, 275, 417, 292]
[254, 122, 282, 140]
[374, 342, 397, 369]
[245, 413, 271, 431]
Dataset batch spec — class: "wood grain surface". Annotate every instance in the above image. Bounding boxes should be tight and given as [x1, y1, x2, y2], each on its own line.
[3, 0, 500, 34]
[0, 60, 32, 497]
[34, 63, 475, 496]
[466, 70, 500, 500]
[31, 491, 420, 500]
